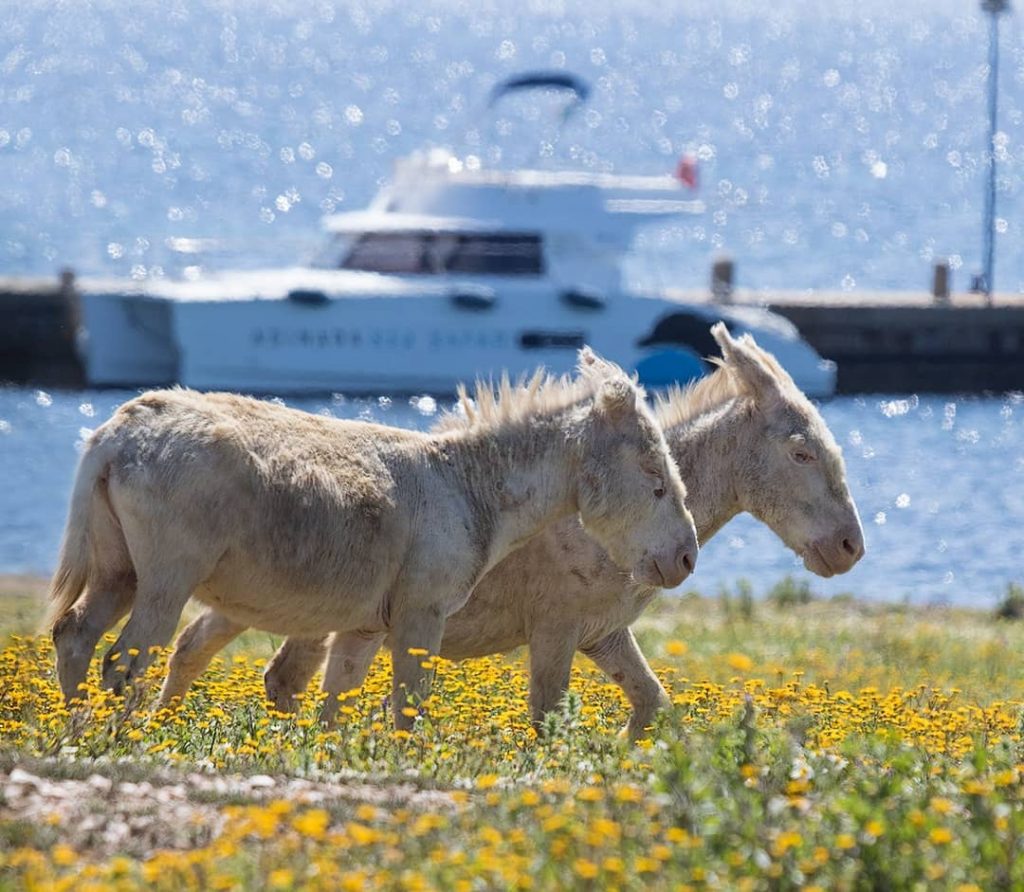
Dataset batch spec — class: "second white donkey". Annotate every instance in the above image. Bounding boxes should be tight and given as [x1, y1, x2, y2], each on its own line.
[164, 325, 863, 736]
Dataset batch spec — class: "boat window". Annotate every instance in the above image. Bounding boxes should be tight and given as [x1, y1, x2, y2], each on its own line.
[444, 234, 543, 275]
[340, 232, 543, 276]
[341, 234, 427, 274]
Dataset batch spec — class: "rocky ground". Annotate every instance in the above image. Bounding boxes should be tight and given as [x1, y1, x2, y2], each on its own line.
[0, 758, 454, 859]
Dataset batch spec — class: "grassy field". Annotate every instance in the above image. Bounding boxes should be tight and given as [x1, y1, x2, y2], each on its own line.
[2, 579, 1024, 890]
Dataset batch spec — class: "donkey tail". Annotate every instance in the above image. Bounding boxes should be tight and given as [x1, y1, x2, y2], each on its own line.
[47, 437, 120, 630]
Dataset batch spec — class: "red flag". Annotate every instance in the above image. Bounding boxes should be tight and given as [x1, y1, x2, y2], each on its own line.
[675, 153, 698, 189]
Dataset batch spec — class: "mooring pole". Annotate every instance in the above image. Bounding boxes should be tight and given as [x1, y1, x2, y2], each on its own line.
[974, 0, 1009, 305]
[711, 257, 734, 304]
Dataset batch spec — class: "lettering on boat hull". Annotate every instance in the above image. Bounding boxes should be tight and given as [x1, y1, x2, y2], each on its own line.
[249, 327, 514, 351]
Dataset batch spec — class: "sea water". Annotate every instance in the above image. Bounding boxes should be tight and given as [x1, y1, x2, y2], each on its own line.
[1, 387, 1021, 606]
[0, 0, 1022, 292]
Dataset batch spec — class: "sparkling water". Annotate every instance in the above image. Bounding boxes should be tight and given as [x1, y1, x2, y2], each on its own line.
[1, 387, 1021, 606]
[0, 0, 1021, 291]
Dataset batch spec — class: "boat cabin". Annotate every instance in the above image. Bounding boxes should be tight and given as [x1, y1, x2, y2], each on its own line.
[315, 151, 702, 291]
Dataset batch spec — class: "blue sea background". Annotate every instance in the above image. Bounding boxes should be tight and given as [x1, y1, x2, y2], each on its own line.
[0, 0, 1022, 603]
[2, 388, 1022, 607]
[1, 0, 1022, 291]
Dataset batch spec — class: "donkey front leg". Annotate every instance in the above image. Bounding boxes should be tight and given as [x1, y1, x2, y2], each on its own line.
[100, 553, 210, 694]
[388, 602, 447, 731]
[318, 631, 383, 724]
[265, 636, 330, 713]
[527, 625, 582, 732]
[581, 627, 670, 741]
[158, 608, 246, 707]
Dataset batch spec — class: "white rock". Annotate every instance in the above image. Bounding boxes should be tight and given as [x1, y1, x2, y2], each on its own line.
[8, 768, 38, 786]
[88, 774, 113, 793]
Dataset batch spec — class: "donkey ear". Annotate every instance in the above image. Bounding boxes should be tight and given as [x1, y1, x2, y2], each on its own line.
[577, 345, 624, 380]
[596, 376, 640, 422]
[711, 324, 783, 404]
[710, 322, 736, 354]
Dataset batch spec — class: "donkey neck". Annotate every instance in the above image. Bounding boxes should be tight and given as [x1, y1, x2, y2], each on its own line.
[438, 412, 581, 574]
[667, 398, 746, 544]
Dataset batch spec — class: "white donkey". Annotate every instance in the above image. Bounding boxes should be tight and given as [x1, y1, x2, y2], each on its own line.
[49, 349, 698, 729]
[160, 325, 863, 736]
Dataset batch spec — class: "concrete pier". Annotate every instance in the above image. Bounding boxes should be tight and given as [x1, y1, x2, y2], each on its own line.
[2, 272, 1022, 394]
[670, 286, 1024, 394]
[770, 301, 1024, 394]
[0, 273, 83, 389]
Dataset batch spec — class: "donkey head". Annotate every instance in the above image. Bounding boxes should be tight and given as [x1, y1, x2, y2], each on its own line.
[712, 324, 865, 577]
[574, 348, 698, 588]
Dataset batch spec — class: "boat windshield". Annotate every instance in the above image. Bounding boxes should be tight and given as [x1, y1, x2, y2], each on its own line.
[339, 231, 544, 276]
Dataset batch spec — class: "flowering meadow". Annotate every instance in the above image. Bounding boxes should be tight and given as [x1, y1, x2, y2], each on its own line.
[2, 588, 1024, 890]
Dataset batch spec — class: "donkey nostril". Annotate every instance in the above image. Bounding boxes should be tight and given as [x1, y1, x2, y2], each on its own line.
[680, 551, 695, 574]
[841, 537, 857, 556]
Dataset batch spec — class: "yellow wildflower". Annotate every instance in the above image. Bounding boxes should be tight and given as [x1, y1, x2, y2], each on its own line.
[727, 653, 754, 672]
[50, 844, 76, 867]
[573, 859, 599, 879]
[269, 869, 294, 888]
[292, 809, 330, 840]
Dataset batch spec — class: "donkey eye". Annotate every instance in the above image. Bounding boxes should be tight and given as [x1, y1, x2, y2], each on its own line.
[654, 484, 666, 499]
[791, 449, 816, 465]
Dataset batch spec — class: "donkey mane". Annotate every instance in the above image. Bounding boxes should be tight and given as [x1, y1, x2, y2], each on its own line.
[652, 366, 740, 431]
[434, 356, 637, 434]
[653, 333, 801, 430]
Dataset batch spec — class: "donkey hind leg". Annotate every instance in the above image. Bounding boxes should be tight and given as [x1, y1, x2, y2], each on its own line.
[527, 625, 582, 734]
[265, 636, 330, 714]
[158, 608, 246, 707]
[389, 603, 448, 731]
[52, 573, 135, 703]
[580, 627, 670, 741]
[319, 631, 385, 725]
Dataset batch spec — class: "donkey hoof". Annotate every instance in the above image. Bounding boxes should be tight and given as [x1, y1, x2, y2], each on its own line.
[101, 656, 133, 694]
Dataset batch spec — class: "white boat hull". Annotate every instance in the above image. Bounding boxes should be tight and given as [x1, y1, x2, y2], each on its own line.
[76, 291, 178, 388]
[78, 277, 834, 398]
